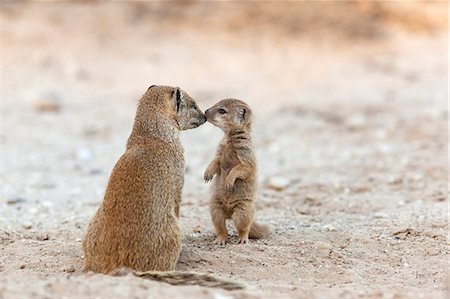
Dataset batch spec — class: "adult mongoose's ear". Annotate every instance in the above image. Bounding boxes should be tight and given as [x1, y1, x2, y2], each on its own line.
[172, 87, 183, 113]
[147, 85, 156, 91]
[239, 107, 252, 124]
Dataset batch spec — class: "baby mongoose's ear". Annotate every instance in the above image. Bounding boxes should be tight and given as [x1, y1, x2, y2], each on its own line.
[172, 87, 184, 113]
[239, 107, 251, 125]
[147, 85, 156, 91]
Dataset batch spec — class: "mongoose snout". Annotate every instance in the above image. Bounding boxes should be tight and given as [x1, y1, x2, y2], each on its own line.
[191, 112, 207, 127]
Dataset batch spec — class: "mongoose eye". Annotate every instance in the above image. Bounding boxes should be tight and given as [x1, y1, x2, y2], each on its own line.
[218, 109, 226, 114]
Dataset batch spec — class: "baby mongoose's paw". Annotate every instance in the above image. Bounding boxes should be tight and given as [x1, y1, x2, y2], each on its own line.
[214, 237, 227, 246]
[224, 177, 235, 191]
[204, 168, 215, 182]
[238, 237, 249, 244]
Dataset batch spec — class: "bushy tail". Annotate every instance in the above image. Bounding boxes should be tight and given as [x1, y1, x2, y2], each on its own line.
[249, 222, 270, 239]
[134, 271, 245, 290]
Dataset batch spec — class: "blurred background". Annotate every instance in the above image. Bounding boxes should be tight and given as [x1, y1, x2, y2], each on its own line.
[1, 1, 448, 298]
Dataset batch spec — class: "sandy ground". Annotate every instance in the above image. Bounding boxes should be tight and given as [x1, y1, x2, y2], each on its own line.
[1, 2, 448, 299]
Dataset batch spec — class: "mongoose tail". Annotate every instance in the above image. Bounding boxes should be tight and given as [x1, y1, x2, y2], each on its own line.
[135, 271, 245, 290]
[249, 221, 270, 239]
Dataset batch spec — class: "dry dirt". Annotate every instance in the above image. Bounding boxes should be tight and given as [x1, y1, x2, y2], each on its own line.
[1, 2, 448, 299]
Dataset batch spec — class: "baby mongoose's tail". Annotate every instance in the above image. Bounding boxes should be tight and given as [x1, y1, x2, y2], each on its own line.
[249, 222, 270, 239]
[134, 271, 245, 290]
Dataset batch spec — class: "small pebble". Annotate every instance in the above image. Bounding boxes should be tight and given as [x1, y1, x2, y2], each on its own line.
[267, 177, 290, 191]
[6, 197, 26, 205]
[314, 241, 332, 251]
[76, 148, 93, 161]
[89, 169, 102, 175]
[323, 224, 336, 232]
[64, 266, 76, 273]
[373, 212, 388, 219]
[22, 221, 33, 230]
[37, 234, 49, 241]
[33, 95, 61, 113]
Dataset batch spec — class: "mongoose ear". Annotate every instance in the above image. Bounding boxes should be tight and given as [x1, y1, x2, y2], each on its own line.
[147, 85, 156, 91]
[172, 87, 184, 113]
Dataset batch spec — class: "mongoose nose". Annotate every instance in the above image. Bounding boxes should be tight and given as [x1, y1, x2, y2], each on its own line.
[205, 109, 210, 119]
[200, 113, 207, 124]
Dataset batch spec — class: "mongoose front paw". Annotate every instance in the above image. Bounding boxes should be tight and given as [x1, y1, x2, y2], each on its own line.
[213, 238, 227, 246]
[203, 168, 215, 182]
[224, 177, 235, 191]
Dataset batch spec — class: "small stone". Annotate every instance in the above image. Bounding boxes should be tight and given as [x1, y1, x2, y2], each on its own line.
[89, 169, 102, 175]
[37, 234, 49, 241]
[22, 221, 33, 229]
[76, 148, 93, 161]
[397, 200, 405, 206]
[19, 264, 26, 269]
[314, 241, 332, 252]
[33, 94, 61, 113]
[64, 266, 76, 273]
[373, 212, 388, 219]
[323, 224, 336, 232]
[6, 197, 26, 205]
[267, 177, 290, 191]
[388, 176, 402, 184]
[75, 238, 82, 242]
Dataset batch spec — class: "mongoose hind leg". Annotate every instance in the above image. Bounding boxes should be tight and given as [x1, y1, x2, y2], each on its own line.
[210, 202, 228, 245]
[232, 204, 253, 244]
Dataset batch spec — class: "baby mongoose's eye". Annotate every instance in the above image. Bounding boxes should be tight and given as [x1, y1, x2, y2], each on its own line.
[218, 109, 226, 114]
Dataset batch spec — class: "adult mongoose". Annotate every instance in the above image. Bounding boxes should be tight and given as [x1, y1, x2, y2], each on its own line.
[82, 86, 243, 290]
[204, 99, 269, 245]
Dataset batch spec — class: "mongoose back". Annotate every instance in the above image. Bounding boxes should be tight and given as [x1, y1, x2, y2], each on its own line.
[82, 86, 243, 290]
[204, 99, 269, 244]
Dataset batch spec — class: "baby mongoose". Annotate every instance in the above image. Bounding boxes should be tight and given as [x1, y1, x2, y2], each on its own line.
[82, 86, 243, 290]
[204, 99, 269, 245]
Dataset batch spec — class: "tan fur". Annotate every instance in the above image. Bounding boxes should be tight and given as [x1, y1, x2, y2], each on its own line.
[82, 85, 206, 273]
[204, 99, 269, 245]
[81, 86, 247, 290]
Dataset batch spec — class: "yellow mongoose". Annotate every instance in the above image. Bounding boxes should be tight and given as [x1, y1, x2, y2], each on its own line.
[204, 99, 269, 245]
[82, 86, 243, 290]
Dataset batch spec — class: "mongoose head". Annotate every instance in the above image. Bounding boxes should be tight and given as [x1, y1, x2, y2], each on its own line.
[144, 85, 206, 130]
[204, 99, 252, 132]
